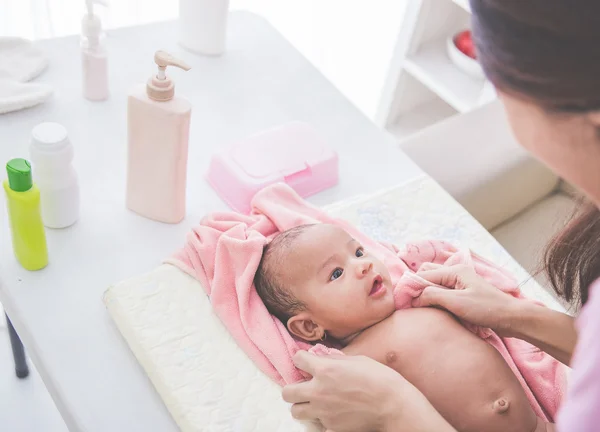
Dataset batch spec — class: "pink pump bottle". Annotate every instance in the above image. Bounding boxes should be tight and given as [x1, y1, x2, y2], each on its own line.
[81, 0, 109, 101]
[126, 51, 192, 224]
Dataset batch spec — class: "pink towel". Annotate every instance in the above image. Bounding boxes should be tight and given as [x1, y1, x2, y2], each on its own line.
[167, 184, 566, 422]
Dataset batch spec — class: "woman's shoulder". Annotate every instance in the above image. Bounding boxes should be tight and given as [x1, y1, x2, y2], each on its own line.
[590, 278, 600, 295]
[556, 277, 600, 431]
[576, 277, 600, 330]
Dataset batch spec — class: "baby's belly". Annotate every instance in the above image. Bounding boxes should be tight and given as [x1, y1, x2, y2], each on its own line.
[343, 308, 539, 432]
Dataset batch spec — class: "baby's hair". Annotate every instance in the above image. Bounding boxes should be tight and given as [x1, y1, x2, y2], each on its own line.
[254, 224, 314, 324]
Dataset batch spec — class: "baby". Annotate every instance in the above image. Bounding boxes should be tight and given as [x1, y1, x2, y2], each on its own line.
[255, 223, 551, 432]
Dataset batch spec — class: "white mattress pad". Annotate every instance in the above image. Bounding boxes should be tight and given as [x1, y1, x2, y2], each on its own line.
[104, 176, 562, 431]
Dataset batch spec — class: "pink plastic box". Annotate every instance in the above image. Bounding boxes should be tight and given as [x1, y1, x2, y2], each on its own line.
[207, 122, 339, 213]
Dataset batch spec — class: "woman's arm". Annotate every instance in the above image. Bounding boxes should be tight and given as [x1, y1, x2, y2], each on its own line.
[510, 301, 576, 366]
[556, 281, 600, 432]
[413, 265, 577, 365]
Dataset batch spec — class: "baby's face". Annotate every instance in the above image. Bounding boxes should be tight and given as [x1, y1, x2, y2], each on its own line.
[282, 224, 395, 341]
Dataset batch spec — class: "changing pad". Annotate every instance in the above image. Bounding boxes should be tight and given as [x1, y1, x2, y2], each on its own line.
[103, 176, 563, 431]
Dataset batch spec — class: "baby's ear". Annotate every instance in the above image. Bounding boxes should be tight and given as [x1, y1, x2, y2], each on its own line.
[287, 313, 325, 342]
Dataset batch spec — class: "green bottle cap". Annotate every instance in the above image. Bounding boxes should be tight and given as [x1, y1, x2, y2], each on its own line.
[6, 158, 33, 192]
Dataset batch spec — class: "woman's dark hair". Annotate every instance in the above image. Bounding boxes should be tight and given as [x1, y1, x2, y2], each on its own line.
[544, 202, 600, 306]
[470, 0, 600, 305]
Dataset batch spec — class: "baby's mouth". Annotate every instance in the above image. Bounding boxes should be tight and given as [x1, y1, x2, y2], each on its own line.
[369, 275, 385, 297]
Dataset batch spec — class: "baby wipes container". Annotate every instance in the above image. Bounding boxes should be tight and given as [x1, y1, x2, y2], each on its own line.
[207, 122, 338, 213]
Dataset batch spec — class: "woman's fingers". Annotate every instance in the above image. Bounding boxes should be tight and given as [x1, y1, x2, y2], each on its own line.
[418, 262, 443, 272]
[412, 286, 457, 309]
[285, 352, 348, 404]
[290, 402, 316, 420]
[312, 421, 331, 432]
[282, 354, 449, 431]
[293, 350, 319, 375]
[417, 265, 471, 289]
[414, 264, 521, 333]
[283, 380, 315, 404]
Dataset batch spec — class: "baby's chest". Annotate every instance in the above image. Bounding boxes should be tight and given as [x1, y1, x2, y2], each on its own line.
[346, 309, 462, 353]
[344, 308, 490, 381]
[343, 309, 538, 432]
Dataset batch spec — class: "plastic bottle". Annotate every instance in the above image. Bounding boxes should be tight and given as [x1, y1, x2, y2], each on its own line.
[126, 50, 192, 224]
[30, 122, 80, 229]
[2, 158, 48, 271]
[81, 0, 109, 101]
[179, 0, 229, 56]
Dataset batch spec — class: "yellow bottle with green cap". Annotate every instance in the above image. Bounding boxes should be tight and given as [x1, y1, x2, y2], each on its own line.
[3, 158, 48, 271]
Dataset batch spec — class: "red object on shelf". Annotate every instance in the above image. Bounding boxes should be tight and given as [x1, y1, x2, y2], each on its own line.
[454, 30, 476, 59]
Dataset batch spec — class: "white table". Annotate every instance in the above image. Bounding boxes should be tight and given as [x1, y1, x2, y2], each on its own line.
[0, 12, 422, 431]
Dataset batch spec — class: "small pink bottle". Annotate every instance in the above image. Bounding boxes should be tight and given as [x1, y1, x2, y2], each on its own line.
[81, 0, 109, 101]
[126, 51, 192, 224]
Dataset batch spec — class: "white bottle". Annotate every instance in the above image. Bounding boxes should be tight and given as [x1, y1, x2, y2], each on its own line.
[126, 51, 192, 224]
[30, 122, 80, 229]
[179, 0, 229, 56]
[81, 0, 109, 101]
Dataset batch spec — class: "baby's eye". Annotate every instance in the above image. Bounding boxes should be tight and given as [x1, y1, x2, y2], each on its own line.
[330, 268, 343, 281]
[355, 247, 364, 258]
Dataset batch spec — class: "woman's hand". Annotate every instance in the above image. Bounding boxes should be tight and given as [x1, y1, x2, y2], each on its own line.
[411, 264, 523, 336]
[283, 351, 456, 432]
[412, 264, 576, 365]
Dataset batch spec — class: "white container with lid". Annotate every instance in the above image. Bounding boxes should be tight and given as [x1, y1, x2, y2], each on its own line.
[30, 122, 80, 229]
[179, 0, 229, 56]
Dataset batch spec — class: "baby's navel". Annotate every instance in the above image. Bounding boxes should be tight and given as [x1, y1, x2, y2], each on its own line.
[492, 397, 510, 414]
[385, 351, 398, 365]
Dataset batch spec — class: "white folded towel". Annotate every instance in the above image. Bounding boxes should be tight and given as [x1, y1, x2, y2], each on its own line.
[0, 80, 53, 114]
[0, 37, 53, 114]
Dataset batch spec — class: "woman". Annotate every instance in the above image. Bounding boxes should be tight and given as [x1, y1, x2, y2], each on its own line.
[282, 1, 600, 431]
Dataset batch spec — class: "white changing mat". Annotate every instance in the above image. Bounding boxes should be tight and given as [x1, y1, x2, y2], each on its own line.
[104, 176, 562, 432]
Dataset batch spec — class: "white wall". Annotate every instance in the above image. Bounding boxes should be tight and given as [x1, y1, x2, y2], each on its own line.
[0, 0, 407, 119]
[253, 1, 408, 119]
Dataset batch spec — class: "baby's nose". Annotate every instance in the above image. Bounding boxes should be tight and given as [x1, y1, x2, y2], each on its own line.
[357, 260, 373, 276]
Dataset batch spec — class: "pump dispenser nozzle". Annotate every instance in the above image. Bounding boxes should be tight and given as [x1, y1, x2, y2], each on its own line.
[82, 0, 108, 46]
[146, 51, 191, 101]
[85, 0, 108, 15]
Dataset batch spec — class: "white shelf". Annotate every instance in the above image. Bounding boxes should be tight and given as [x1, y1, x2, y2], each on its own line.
[387, 99, 458, 141]
[376, 0, 482, 134]
[404, 37, 486, 113]
[453, 0, 471, 12]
